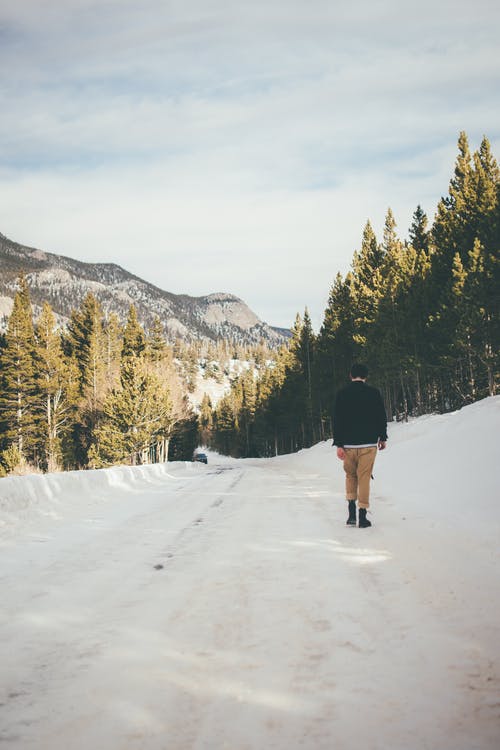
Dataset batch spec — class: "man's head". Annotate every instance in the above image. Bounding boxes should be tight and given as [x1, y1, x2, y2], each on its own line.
[350, 363, 368, 380]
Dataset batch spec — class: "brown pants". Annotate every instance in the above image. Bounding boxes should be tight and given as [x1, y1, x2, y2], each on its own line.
[343, 447, 377, 509]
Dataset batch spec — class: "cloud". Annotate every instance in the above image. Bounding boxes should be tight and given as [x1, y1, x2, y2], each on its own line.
[0, 0, 499, 327]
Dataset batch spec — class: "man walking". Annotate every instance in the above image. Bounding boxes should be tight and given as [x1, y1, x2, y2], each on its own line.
[333, 363, 387, 528]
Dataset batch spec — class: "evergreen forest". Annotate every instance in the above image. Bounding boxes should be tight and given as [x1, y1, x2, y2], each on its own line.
[1, 132, 499, 473]
[207, 132, 500, 457]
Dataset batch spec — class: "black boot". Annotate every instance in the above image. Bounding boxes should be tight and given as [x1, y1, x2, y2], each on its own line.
[346, 500, 357, 526]
[359, 508, 372, 528]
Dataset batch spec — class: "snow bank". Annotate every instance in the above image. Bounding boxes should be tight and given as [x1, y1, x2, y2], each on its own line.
[269, 395, 500, 521]
[376, 395, 500, 520]
[0, 460, 200, 538]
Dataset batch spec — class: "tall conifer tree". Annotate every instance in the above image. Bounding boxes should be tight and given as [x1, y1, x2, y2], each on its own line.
[36, 302, 77, 471]
[64, 293, 107, 465]
[122, 305, 146, 359]
[408, 205, 430, 254]
[0, 274, 38, 463]
[91, 357, 172, 467]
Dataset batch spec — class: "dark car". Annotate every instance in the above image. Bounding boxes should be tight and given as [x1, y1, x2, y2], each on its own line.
[193, 452, 208, 464]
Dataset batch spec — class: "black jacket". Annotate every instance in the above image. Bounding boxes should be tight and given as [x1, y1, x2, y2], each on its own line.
[333, 381, 388, 447]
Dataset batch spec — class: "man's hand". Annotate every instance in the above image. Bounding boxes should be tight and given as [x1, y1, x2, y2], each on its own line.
[336, 447, 346, 460]
[378, 441, 387, 451]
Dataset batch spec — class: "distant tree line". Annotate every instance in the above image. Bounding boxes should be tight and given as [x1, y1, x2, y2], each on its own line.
[207, 132, 500, 457]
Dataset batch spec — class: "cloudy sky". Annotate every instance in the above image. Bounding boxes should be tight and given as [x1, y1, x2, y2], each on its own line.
[1, 0, 499, 328]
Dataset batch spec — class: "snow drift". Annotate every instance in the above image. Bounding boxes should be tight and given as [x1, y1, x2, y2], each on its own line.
[0, 460, 199, 538]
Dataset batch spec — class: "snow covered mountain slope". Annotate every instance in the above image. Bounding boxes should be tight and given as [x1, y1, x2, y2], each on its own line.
[0, 397, 499, 749]
[0, 231, 286, 344]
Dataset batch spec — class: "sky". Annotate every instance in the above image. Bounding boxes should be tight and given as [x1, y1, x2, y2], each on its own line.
[0, 1, 499, 329]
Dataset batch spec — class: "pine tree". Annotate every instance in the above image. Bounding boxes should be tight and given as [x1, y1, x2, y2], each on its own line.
[104, 313, 123, 390]
[213, 395, 237, 456]
[122, 305, 146, 359]
[239, 368, 257, 455]
[432, 131, 475, 265]
[408, 205, 430, 254]
[316, 272, 356, 416]
[280, 313, 306, 449]
[470, 137, 500, 254]
[372, 209, 409, 415]
[252, 347, 289, 456]
[351, 220, 384, 351]
[296, 308, 316, 444]
[64, 293, 107, 466]
[456, 239, 497, 398]
[198, 393, 213, 445]
[0, 274, 38, 464]
[357, 220, 385, 281]
[470, 138, 500, 394]
[35, 302, 76, 471]
[399, 246, 432, 413]
[66, 294, 106, 392]
[90, 305, 175, 466]
[91, 357, 172, 467]
[168, 414, 199, 461]
[148, 315, 167, 363]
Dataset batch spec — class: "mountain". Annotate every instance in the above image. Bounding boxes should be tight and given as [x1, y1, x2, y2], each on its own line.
[0, 231, 286, 345]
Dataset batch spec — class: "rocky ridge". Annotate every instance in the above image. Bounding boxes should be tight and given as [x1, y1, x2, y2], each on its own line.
[0, 232, 286, 345]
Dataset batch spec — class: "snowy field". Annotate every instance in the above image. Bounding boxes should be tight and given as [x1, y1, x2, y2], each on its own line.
[1, 397, 499, 749]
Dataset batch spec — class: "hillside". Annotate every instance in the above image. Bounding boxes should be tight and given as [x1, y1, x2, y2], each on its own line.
[0, 231, 286, 345]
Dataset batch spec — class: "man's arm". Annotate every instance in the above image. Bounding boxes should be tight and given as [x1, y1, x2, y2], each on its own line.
[375, 389, 388, 448]
[332, 390, 345, 448]
[333, 390, 347, 459]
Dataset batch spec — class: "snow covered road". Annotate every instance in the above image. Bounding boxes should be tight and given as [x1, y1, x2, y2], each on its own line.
[1, 398, 499, 749]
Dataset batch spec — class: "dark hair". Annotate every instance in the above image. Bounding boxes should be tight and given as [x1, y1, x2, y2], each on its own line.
[350, 363, 368, 379]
